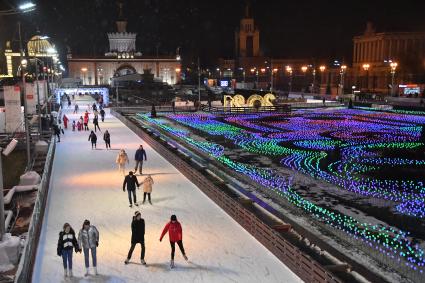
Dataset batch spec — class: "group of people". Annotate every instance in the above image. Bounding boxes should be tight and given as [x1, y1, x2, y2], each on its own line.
[88, 130, 111, 149]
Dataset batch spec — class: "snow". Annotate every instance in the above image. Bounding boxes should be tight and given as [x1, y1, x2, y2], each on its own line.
[32, 97, 302, 283]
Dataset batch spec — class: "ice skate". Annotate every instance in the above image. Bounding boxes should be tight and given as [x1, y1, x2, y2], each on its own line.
[63, 268, 68, 278]
[94, 267, 98, 275]
[149, 200, 152, 205]
[141, 259, 146, 265]
[124, 259, 129, 264]
[84, 267, 89, 276]
[135, 203, 139, 206]
[69, 269, 73, 277]
[170, 259, 175, 269]
[129, 204, 133, 208]
[183, 254, 188, 261]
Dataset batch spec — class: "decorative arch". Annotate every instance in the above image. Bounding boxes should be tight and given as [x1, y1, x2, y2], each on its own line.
[115, 64, 137, 76]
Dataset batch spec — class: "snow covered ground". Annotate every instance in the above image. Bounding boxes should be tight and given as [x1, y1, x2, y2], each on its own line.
[32, 97, 302, 283]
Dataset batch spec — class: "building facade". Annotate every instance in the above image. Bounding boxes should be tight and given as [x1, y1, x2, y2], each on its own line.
[67, 7, 181, 86]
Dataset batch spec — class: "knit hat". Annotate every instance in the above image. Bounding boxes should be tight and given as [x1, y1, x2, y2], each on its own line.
[170, 215, 177, 221]
[83, 219, 90, 226]
[134, 211, 141, 218]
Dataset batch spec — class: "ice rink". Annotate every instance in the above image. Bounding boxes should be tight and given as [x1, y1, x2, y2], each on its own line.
[32, 97, 302, 283]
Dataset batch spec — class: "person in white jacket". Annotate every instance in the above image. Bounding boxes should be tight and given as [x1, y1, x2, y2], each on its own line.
[78, 220, 100, 276]
[116, 149, 129, 175]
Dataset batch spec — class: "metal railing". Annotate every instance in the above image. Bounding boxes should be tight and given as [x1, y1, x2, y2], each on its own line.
[14, 136, 56, 283]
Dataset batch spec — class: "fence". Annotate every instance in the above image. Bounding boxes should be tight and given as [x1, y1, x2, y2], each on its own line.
[112, 110, 342, 283]
[14, 137, 56, 283]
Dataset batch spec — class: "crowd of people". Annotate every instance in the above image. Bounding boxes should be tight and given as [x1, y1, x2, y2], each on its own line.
[56, 99, 189, 278]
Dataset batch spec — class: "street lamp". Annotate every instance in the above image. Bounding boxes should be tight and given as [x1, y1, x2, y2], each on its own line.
[362, 63, 370, 91]
[286, 66, 293, 93]
[390, 62, 398, 96]
[271, 68, 278, 92]
[340, 65, 347, 96]
[18, 2, 36, 11]
[301, 66, 308, 92]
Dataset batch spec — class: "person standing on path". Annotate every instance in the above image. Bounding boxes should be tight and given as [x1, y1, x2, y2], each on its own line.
[78, 220, 100, 276]
[57, 223, 80, 278]
[134, 145, 147, 175]
[124, 211, 146, 265]
[116, 149, 129, 175]
[142, 175, 154, 205]
[93, 116, 101, 132]
[123, 171, 140, 207]
[100, 108, 105, 122]
[103, 130, 111, 149]
[63, 114, 69, 129]
[159, 215, 188, 268]
[88, 131, 97, 149]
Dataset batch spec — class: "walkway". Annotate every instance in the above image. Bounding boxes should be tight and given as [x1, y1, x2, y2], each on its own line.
[32, 96, 302, 283]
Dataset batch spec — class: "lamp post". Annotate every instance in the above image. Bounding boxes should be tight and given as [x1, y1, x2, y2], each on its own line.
[319, 65, 326, 96]
[390, 62, 398, 96]
[362, 63, 370, 92]
[286, 66, 293, 93]
[340, 65, 347, 96]
[271, 68, 278, 92]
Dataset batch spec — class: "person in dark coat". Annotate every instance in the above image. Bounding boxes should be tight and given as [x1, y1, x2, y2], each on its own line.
[123, 171, 140, 207]
[57, 223, 80, 278]
[53, 124, 61, 142]
[92, 103, 97, 111]
[100, 109, 105, 122]
[93, 116, 101, 132]
[125, 211, 146, 265]
[88, 131, 97, 149]
[134, 145, 147, 175]
[103, 130, 111, 149]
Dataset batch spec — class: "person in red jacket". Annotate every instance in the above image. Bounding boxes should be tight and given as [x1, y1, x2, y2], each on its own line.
[63, 114, 69, 129]
[159, 215, 188, 268]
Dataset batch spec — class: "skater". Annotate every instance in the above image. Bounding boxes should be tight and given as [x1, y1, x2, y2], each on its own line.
[74, 104, 79, 114]
[77, 120, 82, 131]
[100, 108, 105, 122]
[93, 109, 99, 119]
[134, 145, 147, 175]
[116, 149, 129, 175]
[92, 103, 97, 112]
[72, 120, 76, 131]
[103, 130, 111, 149]
[88, 131, 97, 149]
[159, 215, 188, 268]
[78, 220, 100, 276]
[84, 115, 89, 131]
[63, 114, 69, 129]
[93, 116, 101, 132]
[57, 223, 80, 278]
[123, 171, 140, 207]
[142, 175, 154, 205]
[53, 124, 61, 142]
[124, 211, 146, 265]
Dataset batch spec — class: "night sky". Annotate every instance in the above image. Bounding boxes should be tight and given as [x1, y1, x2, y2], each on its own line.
[1, 0, 425, 70]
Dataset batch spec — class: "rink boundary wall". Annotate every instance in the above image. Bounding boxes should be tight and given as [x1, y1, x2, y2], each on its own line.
[14, 137, 56, 283]
[111, 110, 342, 283]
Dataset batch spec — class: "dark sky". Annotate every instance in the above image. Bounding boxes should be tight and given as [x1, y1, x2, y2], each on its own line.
[1, 0, 425, 69]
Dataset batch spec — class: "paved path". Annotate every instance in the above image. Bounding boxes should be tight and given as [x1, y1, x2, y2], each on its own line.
[32, 97, 302, 283]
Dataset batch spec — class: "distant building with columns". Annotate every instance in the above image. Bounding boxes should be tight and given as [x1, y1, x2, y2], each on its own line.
[66, 6, 181, 86]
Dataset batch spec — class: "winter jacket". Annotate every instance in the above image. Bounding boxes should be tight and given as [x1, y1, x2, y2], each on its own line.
[123, 175, 139, 191]
[93, 117, 99, 125]
[88, 133, 97, 142]
[160, 221, 183, 243]
[57, 228, 79, 256]
[135, 148, 147, 161]
[84, 116, 89, 124]
[142, 176, 154, 193]
[116, 152, 129, 165]
[100, 109, 105, 117]
[78, 225, 99, 249]
[131, 218, 145, 244]
[103, 132, 110, 142]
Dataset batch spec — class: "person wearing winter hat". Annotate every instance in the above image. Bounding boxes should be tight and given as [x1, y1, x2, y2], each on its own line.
[57, 223, 80, 278]
[159, 215, 188, 268]
[78, 220, 100, 276]
[125, 211, 146, 265]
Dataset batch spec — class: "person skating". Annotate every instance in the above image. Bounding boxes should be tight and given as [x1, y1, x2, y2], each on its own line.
[124, 211, 146, 265]
[53, 124, 61, 142]
[116, 149, 129, 175]
[78, 220, 100, 276]
[84, 115, 89, 131]
[103, 130, 111, 149]
[72, 120, 76, 131]
[93, 109, 99, 119]
[134, 145, 147, 175]
[57, 223, 80, 278]
[142, 175, 154, 205]
[100, 108, 105, 122]
[123, 171, 140, 207]
[88, 131, 97, 149]
[63, 114, 69, 129]
[93, 116, 101, 132]
[159, 215, 188, 268]
[92, 103, 97, 111]
[74, 103, 79, 114]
